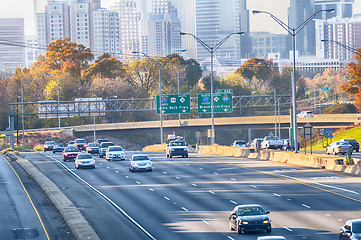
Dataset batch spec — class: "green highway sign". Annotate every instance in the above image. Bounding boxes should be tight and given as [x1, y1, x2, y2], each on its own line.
[197, 92, 233, 113]
[321, 87, 329, 92]
[156, 94, 191, 114]
[215, 89, 233, 94]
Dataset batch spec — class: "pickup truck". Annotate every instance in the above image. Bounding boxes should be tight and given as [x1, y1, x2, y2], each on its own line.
[166, 140, 188, 158]
[261, 136, 283, 150]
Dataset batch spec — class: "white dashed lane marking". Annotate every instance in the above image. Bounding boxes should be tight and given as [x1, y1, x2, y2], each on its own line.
[182, 207, 189, 212]
[302, 204, 311, 209]
[230, 200, 238, 205]
[283, 226, 293, 232]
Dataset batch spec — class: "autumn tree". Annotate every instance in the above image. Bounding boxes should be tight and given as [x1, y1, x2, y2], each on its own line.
[83, 53, 126, 81]
[341, 51, 361, 95]
[126, 58, 158, 95]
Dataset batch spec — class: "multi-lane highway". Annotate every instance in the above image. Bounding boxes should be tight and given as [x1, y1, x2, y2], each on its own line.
[15, 151, 361, 240]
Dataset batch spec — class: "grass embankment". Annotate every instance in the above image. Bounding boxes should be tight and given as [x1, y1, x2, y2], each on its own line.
[302, 125, 361, 151]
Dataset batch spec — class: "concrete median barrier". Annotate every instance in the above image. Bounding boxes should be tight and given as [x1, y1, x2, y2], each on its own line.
[197, 145, 361, 176]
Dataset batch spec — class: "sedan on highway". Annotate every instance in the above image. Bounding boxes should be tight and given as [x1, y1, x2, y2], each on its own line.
[86, 142, 100, 154]
[52, 144, 65, 153]
[340, 138, 360, 152]
[44, 141, 56, 152]
[75, 153, 95, 169]
[62, 147, 80, 161]
[340, 219, 361, 240]
[129, 154, 152, 172]
[326, 141, 353, 155]
[229, 204, 271, 234]
[106, 146, 125, 161]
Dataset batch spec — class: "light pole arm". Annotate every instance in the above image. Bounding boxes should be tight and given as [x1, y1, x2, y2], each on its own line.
[295, 9, 334, 35]
[252, 10, 293, 34]
[180, 32, 211, 52]
[213, 32, 244, 52]
[322, 40, 358, 54]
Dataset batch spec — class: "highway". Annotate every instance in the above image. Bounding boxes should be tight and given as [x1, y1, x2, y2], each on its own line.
[0, 154, 72, 240]
[19, 151, 361, 240]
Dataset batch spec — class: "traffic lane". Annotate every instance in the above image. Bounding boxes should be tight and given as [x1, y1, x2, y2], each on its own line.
[89, 152, 341, 240]
[47, 152, 291, 240]
[310, 149, 361, 159]
[0, 154, 50, 240]
[23, 152, 150, 240]
[160, 154, 357, 239]
[27, 151, 348, 239]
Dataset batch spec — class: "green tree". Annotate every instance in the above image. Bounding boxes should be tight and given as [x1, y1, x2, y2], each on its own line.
[83, 53, 126, 80]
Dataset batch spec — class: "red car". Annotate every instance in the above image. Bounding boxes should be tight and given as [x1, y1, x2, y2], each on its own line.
[62, 147, 80, 161]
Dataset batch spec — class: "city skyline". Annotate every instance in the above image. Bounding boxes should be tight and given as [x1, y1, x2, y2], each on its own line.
[3, 0, 361, 36]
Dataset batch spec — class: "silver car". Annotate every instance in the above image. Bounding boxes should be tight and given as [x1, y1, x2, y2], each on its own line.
[326, 141, 353, 155]
[129, 154, 152, 172]
[75, 153, 95, 169]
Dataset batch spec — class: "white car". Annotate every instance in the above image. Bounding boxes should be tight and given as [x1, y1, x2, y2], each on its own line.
[297, 111, 314, 117]
[232, 140, 247, 147]
[75, 153, 95, 169]
[106, 146, 125, 161]
[129, 154, 152, 172]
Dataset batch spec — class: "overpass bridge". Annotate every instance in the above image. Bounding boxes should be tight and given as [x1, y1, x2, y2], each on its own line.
[73, 114, 360, 144]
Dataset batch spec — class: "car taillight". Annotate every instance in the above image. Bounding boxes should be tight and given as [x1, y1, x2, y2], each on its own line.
[337, 147, 342, 149]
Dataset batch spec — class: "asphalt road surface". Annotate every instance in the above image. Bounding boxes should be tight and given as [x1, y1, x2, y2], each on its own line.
[20, 151, 361, 240]
[0, 154, 73, 240]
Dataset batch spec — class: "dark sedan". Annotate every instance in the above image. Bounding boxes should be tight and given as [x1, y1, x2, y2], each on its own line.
[86, 142, 100, 154]
[340, 219, 361, 240]
[52, 144, 65, 153]
[62, 147, 80, 162]
[340, 139, 360, 152]
[229, 204, 271, 234]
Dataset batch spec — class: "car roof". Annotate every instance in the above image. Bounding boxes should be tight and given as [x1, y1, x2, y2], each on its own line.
[236, 204, 263, 209]
[132, 154, 148, 157]
[348, 219, 361, 224]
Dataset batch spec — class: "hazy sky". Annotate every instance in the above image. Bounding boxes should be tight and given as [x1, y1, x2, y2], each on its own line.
[1, 0, 361, 36]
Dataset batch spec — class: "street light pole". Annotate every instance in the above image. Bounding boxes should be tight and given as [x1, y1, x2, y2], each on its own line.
[132, 50, 186, 144]
[177, 63, 193, 126]
[252, 8, 334, 153]
[179, 32, 244, 145]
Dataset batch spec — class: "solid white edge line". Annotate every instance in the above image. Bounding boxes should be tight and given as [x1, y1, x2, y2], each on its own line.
[302, 204, 311, 209]
[283, 226, 293, 232]
[45, 154, 157, 240]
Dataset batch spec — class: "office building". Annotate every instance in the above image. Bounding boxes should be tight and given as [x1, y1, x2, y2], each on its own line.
[316, 16, 361, 61]
[25, 35, 40, 68]
[289, 0, 316, 56]
[71, 0, 100, 50]
[183, 0, 242, 61]
[315, 0, 354, 20]
[0, 18, 25, 73]
[93, 8, 121, 58]
[140, 13, 181, 56]
[251, 32, 288, 59]
[112, 0, 141, 56]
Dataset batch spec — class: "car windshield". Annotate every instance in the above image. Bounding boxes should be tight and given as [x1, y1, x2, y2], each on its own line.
[55, 144, 64, 147]
[353, 223, 361, 233]
[101, 142, 114, 148]
[132, 156, 149, 161]
[45, 141, 56, 145]
[237, 207, 266, 216]
[109, 147, 123, 151]
[75, 139, 86, 143]
[65, 147, 79, 152]
[266, 137, 278, 140]
[77, 154, 92, 159]
[170, 141, 186, 146]
[236, 141, 246, 144]
[88, 143, 99, 147]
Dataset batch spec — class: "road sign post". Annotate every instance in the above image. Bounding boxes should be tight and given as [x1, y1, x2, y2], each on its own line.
[197, 92, 233, 113]
[156, 94, 191, 114]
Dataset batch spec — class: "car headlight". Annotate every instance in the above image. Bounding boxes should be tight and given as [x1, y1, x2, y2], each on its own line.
[241, 221, 248, 225]
[132, 163, 138, 166]
[263, 220, 269, 224]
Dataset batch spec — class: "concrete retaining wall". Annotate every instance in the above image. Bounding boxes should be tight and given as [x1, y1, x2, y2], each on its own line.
[198, 145, 361, 176]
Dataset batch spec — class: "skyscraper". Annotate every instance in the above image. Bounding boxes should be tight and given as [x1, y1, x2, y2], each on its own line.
[315, 0, 354, 20]
[93, 8, 121, 58]
[112, 0, 141, 56]
[71, 0, 101, 49]
[0, 18, 25, 72]
[183, 0, 242, 61]
[289, 0, 316, 56]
